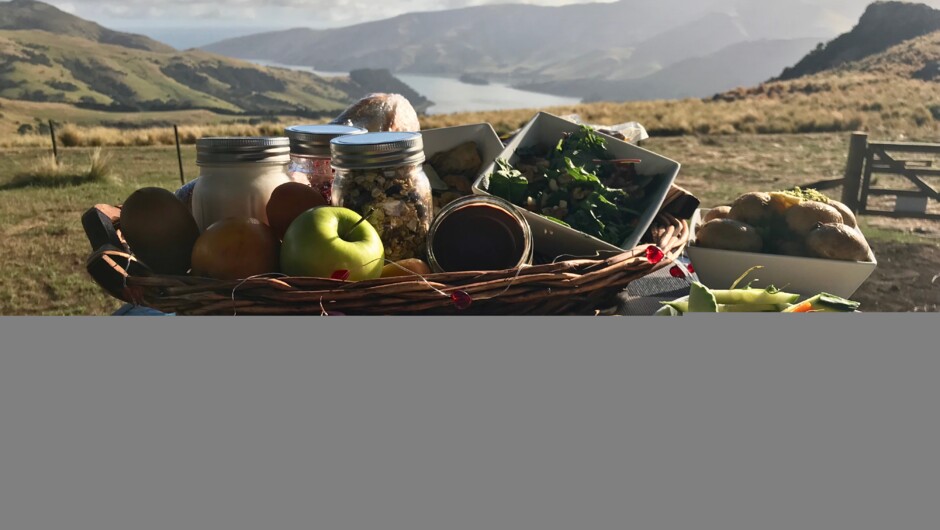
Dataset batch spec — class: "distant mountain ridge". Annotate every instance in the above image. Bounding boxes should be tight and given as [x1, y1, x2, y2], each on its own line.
[714, 27, 940, 108]
[201, 0, 850, 80]
[522, 38, 820, 102]
[0, 0, 173, 52]
[200, 0, 875, 102]
[777, 1, 940, 80]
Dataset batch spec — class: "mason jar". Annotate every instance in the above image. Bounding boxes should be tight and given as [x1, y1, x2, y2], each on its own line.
[426, 195, 533, 273]
[331, 132, 433, 262]
[192, 137, 291, 233]
[285, 124, 367, 204]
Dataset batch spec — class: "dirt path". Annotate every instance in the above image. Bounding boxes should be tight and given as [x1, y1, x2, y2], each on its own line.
[853, 240, 940, 312]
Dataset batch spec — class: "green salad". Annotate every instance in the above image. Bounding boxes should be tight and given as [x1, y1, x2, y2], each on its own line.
[487, 126, 657, 246]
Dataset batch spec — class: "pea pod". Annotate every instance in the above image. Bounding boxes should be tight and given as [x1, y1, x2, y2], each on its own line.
[708, 288, 800, 306]
[665, 300, 791, 313]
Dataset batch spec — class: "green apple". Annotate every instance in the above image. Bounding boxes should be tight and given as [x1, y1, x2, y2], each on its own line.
[281, 206, 385, 280]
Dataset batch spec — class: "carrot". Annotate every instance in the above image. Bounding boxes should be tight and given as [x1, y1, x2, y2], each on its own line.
[783, 301, 814, 313]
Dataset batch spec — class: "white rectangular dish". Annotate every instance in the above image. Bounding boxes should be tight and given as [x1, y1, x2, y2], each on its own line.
[687, 208, 878, 298]
[472, 112, 680, 259]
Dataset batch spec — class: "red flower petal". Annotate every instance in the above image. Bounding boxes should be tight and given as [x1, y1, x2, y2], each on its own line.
[645, 246, 665, 265]
[331, 269, 351, 281]
[686, 263, 695, 275]
[670, 265, 685, 278]
[451, 290, 473, 310]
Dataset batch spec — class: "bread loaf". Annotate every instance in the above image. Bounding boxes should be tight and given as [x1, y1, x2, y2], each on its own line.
[330, 93, 420, 133]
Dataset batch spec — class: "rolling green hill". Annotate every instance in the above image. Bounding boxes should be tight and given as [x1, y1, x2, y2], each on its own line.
[0, 0, 173, 52]
[0, 30, 365, 115]
[0, 0, 432, 129]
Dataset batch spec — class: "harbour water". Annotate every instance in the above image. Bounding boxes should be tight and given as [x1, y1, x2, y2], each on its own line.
[250, 60, 582, 115]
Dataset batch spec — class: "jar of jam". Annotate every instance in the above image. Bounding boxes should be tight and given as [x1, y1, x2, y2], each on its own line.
[191, 137, 291, 232]
[331, 132, 432, 262]
[285, 124, 367, 204]
[426, 195, 533, 273]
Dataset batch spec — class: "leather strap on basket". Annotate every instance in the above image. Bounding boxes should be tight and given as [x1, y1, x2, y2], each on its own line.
[81, 204, 127, 252]
[85, 245, 153, 305]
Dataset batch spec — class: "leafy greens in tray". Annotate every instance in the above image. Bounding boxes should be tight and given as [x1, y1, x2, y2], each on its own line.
[487, 126, 657, 247]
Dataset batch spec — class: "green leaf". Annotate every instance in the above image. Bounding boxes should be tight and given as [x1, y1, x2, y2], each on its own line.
[566, 163, 603, 186]
[489, 158, 529, 206]
[688, 282, 719, 313]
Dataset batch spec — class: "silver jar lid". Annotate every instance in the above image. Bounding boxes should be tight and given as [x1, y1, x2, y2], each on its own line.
[285, 124, 367, 157]
[330, 132, 425, 170]
[196, 137, 291, 165]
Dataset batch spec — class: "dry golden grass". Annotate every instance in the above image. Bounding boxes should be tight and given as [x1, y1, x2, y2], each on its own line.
[40, 122, 304, 149]
[6, 148, 117, 189]
[3, 68, 937, 149]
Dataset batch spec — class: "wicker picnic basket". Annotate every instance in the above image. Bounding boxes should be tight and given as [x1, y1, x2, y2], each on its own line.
[83, 186, 696, 315]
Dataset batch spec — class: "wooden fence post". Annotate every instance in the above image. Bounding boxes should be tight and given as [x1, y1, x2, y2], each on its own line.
[49, 119, 59, 166]
[174, 125, 185, 186]
[841, 131, 868, 213]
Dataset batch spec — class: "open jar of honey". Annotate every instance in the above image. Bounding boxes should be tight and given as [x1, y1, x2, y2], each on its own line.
[426, 195, 533, 273]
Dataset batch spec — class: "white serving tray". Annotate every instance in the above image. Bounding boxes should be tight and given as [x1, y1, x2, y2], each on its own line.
[472, 112, 680, 260]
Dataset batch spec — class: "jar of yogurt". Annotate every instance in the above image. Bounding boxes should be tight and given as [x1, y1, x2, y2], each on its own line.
[191, 137, 291, 232]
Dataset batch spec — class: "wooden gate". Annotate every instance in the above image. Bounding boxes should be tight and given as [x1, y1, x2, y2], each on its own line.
[840, 132, 940, 220]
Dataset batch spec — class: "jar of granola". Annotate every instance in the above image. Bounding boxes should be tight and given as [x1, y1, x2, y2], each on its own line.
[285, 124, 367, 204]
[331, 132, 432, 262]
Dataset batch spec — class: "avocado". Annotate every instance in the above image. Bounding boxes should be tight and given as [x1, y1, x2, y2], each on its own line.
[120, 187, 200, 275]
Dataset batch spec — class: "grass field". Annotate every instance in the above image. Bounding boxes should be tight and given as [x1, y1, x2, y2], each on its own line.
[2, 132, 938, 315]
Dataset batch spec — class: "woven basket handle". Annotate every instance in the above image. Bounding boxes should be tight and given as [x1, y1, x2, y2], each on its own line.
[660, 184, 700, 220]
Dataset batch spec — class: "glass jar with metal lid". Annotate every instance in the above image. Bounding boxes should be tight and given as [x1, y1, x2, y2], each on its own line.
[331, 132, 432, 262]
[426, 195, 533, 274]
[285, 124, 367, 204]
[191, 137, 291, 233]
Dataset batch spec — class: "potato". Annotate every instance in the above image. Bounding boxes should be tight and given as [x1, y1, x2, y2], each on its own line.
[703, 205, 731, 223]
[827, 200, 858, 228]
[771, 237, 810, 257]
[785, 200, 843, 236]
[728, 192, 775, 227]
[805, 223, 872, 262]
[696, 218, 763, 253]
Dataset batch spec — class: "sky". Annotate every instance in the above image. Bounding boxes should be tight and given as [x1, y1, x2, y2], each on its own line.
[37, 0, 940, 49]
[50, 0, 616, 29]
